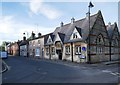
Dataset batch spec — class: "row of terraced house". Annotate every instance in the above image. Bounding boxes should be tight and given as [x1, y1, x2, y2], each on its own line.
[7, 10, 120, 63]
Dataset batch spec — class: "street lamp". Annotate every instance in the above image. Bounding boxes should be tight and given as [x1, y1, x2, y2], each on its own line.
[88, 2, 94, 63]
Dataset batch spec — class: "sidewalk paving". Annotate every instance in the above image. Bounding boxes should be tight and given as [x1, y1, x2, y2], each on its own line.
[26, 56, 120, 68]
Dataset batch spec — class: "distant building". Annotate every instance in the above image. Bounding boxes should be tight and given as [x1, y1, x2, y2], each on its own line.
[28, 32, 45, 58]
[19, 35, 29, 57]
[10, 41, 22, 56]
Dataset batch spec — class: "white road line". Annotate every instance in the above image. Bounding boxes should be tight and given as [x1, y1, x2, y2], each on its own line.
[102, 69, 120, 77]
[102, 70, 111, 73]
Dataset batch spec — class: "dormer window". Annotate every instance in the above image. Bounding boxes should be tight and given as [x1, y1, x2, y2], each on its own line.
[47, 35, 52, 43]
[48, 39, 52, 43]
[73, 32, 78, 39]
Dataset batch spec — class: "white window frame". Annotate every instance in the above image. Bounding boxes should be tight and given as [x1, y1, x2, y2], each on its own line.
[65, 46, 70, 55]
[46, 47, 49, 55]
[51, 47, 55, 55]
[73, 32, 78, 39]
[75, 46, 81, 55]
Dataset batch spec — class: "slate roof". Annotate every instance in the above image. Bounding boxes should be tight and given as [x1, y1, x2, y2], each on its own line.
[45, 10, 101, 45]
[106, 24, 115, 39]
[106, 22, 120, 40]
[19, 40, 29, 46]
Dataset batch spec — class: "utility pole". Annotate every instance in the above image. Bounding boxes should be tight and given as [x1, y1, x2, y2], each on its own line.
[88, 2, 94, 63]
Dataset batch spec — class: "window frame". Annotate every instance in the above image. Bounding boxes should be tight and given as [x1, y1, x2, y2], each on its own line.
[46, 47, 49, 55]
[75, 45, 81, 55]
[65, 46, 70, 55]
[51, 47, 55, 55]
[73, 32, 78, 39]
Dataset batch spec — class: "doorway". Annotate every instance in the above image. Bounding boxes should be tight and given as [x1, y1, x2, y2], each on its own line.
[56, 49, 62, 60]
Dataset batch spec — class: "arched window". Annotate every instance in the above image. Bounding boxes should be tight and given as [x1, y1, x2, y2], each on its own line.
[96, 34, 104, 54]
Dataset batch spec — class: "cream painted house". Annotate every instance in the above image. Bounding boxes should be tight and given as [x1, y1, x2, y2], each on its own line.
[28, 33, 45, 59]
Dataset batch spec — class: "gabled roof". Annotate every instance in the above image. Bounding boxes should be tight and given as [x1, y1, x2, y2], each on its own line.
[75, 26, 82, 37]
[58, 32, 65, 43]
[19, 40, 29, 46]
[44, 32, 53, 45]
[106, 24, 115, 39]
[106, 22, 120, 40]
[44, 10, 104, 45]
[52, 10, 100, 43]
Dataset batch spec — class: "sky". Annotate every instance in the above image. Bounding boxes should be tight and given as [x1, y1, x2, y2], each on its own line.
[0, 0, 119, 45]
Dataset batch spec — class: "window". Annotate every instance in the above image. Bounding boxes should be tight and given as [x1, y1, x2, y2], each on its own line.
[38, 40, 40, 45]
[73, 32, 78, 39]
[51, 47, 55, 55]
[96, 34, 104, 54]
[48, 38, 52, 43]
[33, 41, 35, 46]
[114, 39, 118, 53]
[65, 46, 70, 54]
[46, 47, 49, 55]
[75, 46, 81, 55]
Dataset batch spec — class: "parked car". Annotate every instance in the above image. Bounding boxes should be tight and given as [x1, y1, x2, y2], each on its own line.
[0, 51, 8, 59]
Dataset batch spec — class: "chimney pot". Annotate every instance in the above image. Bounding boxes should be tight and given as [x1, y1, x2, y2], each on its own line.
[71, 17, 75, 24]
[60, 22, 64, 27]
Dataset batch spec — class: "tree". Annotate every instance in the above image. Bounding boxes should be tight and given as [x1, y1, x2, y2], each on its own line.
[0, 41, 10, 51]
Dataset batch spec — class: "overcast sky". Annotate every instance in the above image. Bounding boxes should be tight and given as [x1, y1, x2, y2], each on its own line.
[0, 0, 119, 45]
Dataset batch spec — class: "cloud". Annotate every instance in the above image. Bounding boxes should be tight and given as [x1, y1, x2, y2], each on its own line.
[0, 15, 54, 45]
[29, 0, 62, 20]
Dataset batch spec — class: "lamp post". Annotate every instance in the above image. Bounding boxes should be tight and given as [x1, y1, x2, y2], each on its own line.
[88, 2, 94, 63]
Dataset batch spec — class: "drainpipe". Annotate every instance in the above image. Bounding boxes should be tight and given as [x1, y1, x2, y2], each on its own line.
[71, 42, 73, 62]
[109, 41, 111, 61]
[49, 45, 51, 60]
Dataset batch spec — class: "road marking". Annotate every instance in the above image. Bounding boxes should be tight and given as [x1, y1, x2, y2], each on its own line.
[102, 70, 120, 77]
[102, 70, 111, 73]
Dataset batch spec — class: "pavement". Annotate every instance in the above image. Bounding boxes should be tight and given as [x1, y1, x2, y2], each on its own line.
[27, 56, 120, 67]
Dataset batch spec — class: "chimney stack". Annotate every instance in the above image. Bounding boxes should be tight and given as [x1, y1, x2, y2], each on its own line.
[23, 37, 26, 41]
[60, 22, 64, 27]
[71, 17, 75, 24]
[108, 22, 111, 27]
[38, 32, 42, 37]
[31, 31, 35, 39]
[23, 33, 26, 41]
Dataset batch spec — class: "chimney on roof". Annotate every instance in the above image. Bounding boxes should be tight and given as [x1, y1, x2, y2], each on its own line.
[31, 31, 35, 39]
[71, 17, 75, 24]
[108, 22, 111, 27]
[23, 33, 26, 41]
[60, 22, 64, 27]
[38, 32, 42, 37]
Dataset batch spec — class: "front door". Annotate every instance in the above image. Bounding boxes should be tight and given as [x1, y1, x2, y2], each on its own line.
[56, 49, 62, 60]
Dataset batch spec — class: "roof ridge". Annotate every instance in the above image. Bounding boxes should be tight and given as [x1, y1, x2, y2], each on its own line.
[57, 12, 98, 28]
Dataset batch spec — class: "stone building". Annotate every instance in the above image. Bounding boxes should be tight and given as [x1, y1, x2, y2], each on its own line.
[107, 22, 120, 61]
[28, 32, 45, 58]
[44, 10, 120, 63]
[10, 41, 22, 56]
[19, 35, 29, 57]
